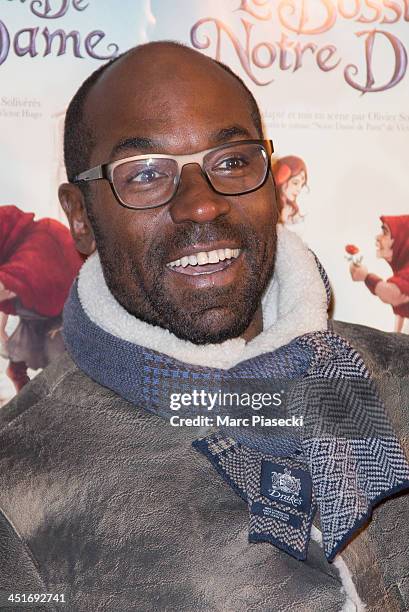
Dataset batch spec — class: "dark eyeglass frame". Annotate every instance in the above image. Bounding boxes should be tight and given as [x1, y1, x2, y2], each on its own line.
[71, 138, 274, 210]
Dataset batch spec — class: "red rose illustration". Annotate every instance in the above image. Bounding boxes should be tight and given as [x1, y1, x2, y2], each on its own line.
[345, 244, 360, 255]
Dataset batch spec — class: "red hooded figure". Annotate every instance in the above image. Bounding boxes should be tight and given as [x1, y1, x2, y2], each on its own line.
[380, 215, 409, 318]
[350, 214, 409, 332]
[0, 205, 84, 392]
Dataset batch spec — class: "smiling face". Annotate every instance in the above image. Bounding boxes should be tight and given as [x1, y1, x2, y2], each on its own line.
[61, 44, 278, 344]
[376, 223, 394, 261]
[282, 171, 306, 203]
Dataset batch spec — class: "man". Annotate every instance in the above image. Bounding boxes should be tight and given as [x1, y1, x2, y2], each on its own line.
[0, 42, 408, 612]
[350, 215, 409, 333]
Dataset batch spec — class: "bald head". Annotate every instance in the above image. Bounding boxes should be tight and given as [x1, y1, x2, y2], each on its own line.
[63, 41, 262, 187]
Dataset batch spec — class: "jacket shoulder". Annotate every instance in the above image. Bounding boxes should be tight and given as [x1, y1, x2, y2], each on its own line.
[330, 320, 409, 377]
[0, 351, 78, 431]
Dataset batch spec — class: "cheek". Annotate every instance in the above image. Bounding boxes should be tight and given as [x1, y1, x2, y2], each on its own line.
[93, 182, 160, 257]
[235, 181, 278, 236]
[261, 181, 279, 223]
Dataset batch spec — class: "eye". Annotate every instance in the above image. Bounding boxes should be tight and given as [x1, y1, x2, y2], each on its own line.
[128, 168, 165, 184]
[215, 156, 249, 172]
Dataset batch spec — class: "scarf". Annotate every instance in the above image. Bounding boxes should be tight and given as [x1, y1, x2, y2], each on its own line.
[62, 227, 409, 562]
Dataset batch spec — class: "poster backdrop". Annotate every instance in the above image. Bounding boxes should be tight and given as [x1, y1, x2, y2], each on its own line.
[0, 0, 408, 401]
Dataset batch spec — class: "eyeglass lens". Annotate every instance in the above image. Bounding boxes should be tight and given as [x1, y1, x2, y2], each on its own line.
[112, 142, 269, 208]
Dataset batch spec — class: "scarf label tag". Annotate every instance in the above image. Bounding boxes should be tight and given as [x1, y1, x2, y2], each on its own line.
[250, 501, 303, 529]
[248, 457, 316, 560]
[260, 460, 312, 514]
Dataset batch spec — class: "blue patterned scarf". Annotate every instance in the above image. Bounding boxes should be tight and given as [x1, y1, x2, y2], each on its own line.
[63, 278, 409, 562]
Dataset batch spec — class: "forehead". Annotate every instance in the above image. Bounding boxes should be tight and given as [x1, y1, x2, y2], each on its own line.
[84, 46, 258, 163]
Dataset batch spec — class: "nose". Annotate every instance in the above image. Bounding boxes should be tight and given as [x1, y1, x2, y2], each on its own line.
[169, 163, 231, 224]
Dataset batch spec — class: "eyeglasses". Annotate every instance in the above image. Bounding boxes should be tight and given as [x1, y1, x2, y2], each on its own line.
[72, 139, 274, 210]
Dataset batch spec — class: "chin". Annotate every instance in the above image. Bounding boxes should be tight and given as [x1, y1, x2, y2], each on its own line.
[376, 249, 389, 260]
[166, 307, 254, 345]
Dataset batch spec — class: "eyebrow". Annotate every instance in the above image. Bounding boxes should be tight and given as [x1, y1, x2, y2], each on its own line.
[109, 124, 254, 159]
[110, 136, 161, 158]
[211, 125, 253, 143]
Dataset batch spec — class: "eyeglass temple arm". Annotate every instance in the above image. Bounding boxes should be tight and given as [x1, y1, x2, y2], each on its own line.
[73, 166, 104, 183]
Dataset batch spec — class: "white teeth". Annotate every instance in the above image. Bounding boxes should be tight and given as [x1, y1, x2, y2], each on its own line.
[197, 252, 209, 265]
[208, 250, 219, 263]
[167, 247, 241, 268]
[188, 255, 197, 266]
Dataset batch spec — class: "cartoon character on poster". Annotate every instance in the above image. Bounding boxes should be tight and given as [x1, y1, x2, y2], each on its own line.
[348, 215, 409, 333]
[272, 156, 308, 225]
[0, 205, 84, 400]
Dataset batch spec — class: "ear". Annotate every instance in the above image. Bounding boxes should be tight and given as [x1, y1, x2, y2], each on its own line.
[58, 183, 96, 256]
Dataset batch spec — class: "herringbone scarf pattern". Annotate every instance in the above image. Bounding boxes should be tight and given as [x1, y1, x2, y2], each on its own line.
[63, 279, 409, 561]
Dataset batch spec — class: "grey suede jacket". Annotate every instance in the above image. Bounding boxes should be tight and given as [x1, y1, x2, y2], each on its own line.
[0, 321, 408, 612]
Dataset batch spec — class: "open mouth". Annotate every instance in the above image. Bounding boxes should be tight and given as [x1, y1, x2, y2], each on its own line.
[166, 247, 242, 276]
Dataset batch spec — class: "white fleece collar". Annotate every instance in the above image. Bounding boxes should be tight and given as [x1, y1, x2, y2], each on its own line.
[77, 226, 328, 369]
